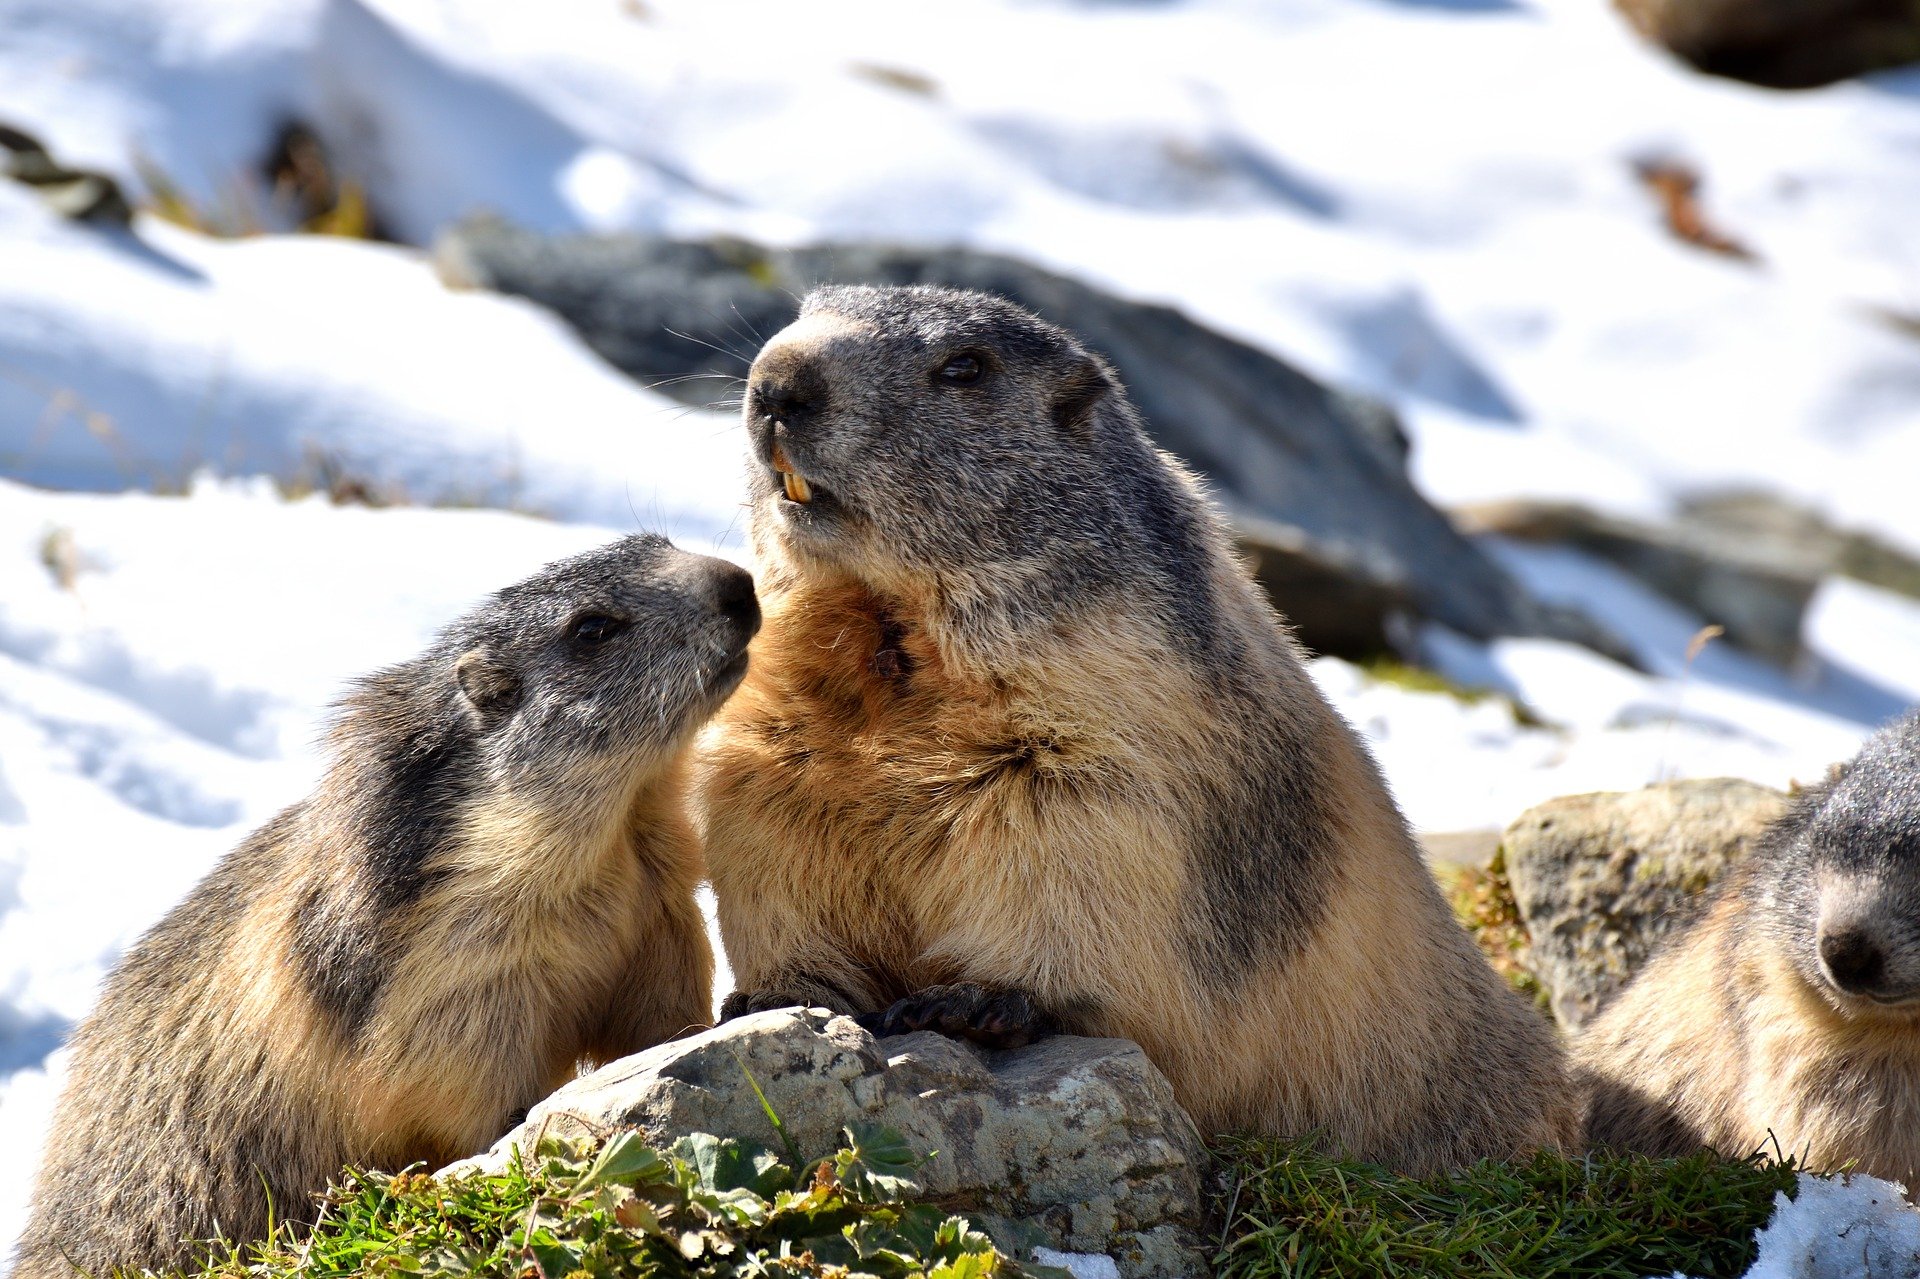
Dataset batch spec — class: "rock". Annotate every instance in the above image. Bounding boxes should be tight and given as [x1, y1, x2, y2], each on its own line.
[1614, 0, 1920, 88]
[1418, 828, 1503, 868]
[451, 1008, 1211, 1279]
[1501, 779, 1789, 1028]
[0, 123, 133, 226]
[435, 217, 1621, 663]
[1681, 490, 1920, 603]
[1457, 498, 1822, 664]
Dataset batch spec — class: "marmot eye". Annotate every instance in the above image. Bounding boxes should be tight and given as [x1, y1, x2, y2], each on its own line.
[568, 613, 627, 646]
[938, 353, 984, 385]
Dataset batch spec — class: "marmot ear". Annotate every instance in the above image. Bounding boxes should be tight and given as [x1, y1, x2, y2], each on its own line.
[1051, 357, 1115, 442]
[455, 648, 521, 721]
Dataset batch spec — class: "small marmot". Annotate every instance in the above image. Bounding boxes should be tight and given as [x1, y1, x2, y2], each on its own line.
[1577, 712, 1920, 1183]
[15, 535, 756, 1279]
[696, 285, 1573, 1172]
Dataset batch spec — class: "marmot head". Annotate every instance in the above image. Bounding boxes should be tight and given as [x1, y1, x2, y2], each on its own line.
[343, 536, 758, 805]
[1757, 712, 1920, 1020]
[741, 286, 1217, 651]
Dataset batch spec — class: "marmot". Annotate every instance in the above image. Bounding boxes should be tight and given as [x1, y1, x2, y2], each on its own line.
[696, 285, 1573, 1171]
[1576, 712, 1920, 1182]
[14, 535, 756, 1279]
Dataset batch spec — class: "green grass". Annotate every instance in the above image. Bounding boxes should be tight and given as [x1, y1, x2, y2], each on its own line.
[144, 1127, 1804, 1279]
[175, 1125, 1065, 1279]
[1213, 1137, 1799, 1279]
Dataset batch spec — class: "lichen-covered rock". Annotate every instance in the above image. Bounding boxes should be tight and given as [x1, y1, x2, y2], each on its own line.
[1502, 779, 1788, 1028]
[451, 1008, 1210, 1279]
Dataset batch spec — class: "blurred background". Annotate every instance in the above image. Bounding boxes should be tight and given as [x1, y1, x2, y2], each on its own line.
[3, 0, 1919, 1254]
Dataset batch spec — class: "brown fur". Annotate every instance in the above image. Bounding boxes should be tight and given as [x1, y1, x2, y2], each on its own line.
[1576, 883, 1920, 1181]
[697, 287, 1574, 1172]
[1577, 717, 1920, 1182]
[15, 537, 745, 1278]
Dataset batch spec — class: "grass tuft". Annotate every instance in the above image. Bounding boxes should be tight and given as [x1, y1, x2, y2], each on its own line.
[1213, 1137, 1798, 1279]
[167, 1125, 1063, 1279]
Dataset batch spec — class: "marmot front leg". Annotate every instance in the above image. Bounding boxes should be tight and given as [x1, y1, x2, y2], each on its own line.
[588, 892, 716, 1062]
[857, 983, 1059, 1050]
[717, 969, 872, 1022]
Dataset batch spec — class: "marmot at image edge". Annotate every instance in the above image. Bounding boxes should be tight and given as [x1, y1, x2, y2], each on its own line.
[1576, 711, 1920, 1184]
[696, 285, 1575, 1172]
[14, 535, 758, 1279]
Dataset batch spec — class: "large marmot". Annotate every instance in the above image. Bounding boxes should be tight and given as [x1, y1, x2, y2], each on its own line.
[15, 535, 756, 1278]
[696, 285, 1573, 1171]
[1577, 712, 1920, 1183]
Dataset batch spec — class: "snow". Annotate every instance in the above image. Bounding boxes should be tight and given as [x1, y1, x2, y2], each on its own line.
[3, 0, 1920, 1270]
[1661, 1172, 1920, 1279]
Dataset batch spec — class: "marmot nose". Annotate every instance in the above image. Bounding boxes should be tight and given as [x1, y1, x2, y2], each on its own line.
[757, 381, 818, 428]
[711, 564, 761, 640]
[1820, 926, 1888, 996]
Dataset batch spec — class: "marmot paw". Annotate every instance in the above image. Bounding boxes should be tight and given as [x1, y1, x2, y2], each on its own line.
[855, 983, 1058, 1050]
[719, 985, 858, 1022]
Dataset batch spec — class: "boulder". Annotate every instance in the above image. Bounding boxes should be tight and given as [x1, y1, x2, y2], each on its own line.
[1501, 779, 1789, 1028]
[1457, 499, 1822, 664]
[435, 218, 1620, 664]
[1681, 490, 1920, 603]
[452, 1007, 1211, 1279]
[1614, 0, 1920, 88]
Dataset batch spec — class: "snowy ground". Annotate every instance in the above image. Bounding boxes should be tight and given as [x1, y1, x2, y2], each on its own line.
[4, 0, 1920, 1270]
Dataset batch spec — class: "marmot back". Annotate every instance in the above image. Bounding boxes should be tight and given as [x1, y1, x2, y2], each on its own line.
[15, 535, 757, 1279]
[697, 285, 1573, 1172]
[1576, 712, 1920, 1182]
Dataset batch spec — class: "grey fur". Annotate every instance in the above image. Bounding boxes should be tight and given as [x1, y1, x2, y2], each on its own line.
[15, 536, 752, 1279]
[1580, 710, 1920, 1165]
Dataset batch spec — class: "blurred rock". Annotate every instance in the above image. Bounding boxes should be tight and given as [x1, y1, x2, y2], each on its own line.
[1502, 779, 1789, 1028]
[437, 218, 1623, 663]
[1615, 0, 1920, 88]
[0, 124, 132, 225]
[1681, 490, 1920, 602]
[1457, 499, 1821, 664]
[453, 1007, 1209, 1279]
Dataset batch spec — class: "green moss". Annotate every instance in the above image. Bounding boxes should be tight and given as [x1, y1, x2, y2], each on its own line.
[171, 1126, 1062, 1279]
[1213, 1137, 1798, 1279]
[1444, 850, 1546, 1008]
[1358, 659, 1547, 728]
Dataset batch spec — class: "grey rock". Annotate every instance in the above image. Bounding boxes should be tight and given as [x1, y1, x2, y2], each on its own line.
[1681, 489, 1920, 603]
[1457, 499, 1821, 664]
[0, 123, 133, 226]
[451, 1007, 1210, 1279]
[434, 217, 1620, 664]
[1614, 0, 1920, 88]
[1502, 778, 1789, 1028]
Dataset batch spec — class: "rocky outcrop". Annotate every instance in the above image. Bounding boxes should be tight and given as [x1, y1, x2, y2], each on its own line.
[1457, 499, 1821, 663]
[1615, 0, 1920, 88]
[435, 218, 1621, 664]
[1501, 779, 1789, 1028]
[1681, 490, 1920, 603]
[452, 1008, 1211, 1279]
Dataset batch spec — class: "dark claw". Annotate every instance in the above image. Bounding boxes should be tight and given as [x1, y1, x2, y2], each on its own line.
[857, 983, 1057, 1050]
